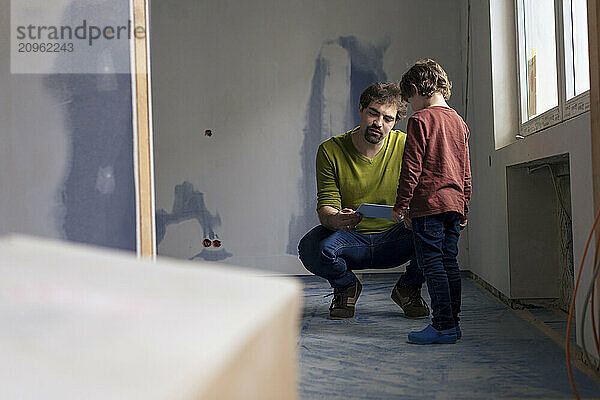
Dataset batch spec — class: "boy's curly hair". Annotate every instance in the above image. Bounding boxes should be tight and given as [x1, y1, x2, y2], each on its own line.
[399, 59, 452, 101]
[359, 82, 407, 121]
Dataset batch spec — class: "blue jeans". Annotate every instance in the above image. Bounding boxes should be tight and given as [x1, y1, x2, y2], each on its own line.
[411, 212, 462, 330]
[298, 223, 425, 289]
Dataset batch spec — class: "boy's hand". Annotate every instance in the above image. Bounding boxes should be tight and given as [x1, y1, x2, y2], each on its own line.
[460, 216, 468, 230]
[391, 208, 404, 223]
[404, 216, 412, 230]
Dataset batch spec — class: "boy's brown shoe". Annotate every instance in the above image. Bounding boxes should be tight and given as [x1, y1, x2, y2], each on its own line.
[328, 280, 362, 319]
[391, 283, 430, 319]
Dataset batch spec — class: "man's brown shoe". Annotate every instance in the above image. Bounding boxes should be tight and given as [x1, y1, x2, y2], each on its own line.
[328, 280, 362, 319]
[391, 283, 430, 319]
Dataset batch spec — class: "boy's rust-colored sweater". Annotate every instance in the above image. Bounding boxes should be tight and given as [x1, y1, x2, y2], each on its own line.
[394, 105, 471, 218]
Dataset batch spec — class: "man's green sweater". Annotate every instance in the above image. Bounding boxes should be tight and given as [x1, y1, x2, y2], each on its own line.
[316, 127, 407, 234]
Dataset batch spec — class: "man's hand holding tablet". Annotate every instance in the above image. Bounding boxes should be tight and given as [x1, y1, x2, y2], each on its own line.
[356, 203, 395, 220]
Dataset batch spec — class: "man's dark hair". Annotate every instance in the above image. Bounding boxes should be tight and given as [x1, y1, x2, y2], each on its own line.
[359, 82, 407, 121]
[399, 59, 452, 101]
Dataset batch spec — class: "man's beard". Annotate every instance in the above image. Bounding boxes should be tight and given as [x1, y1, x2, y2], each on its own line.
[364, 126, 384, 144]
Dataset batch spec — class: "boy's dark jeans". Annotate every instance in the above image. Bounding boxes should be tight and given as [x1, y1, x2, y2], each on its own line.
[411, 212, 462, 331]
[298, 223, 425, 289]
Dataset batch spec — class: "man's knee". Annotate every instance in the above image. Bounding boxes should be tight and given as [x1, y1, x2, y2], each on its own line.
[299, 225, 331, 249]
[298, 228, 316, 261]
[297, 236, 311, 268]
[299, 225, 349, 279]
[298, 225, 329, 274]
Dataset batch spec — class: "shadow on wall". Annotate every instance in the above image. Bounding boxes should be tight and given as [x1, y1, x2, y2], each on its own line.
[41, 0, 136, 251]
[156, 181, 232, 262]
[45, 72, 137, 251]
[286, 35, 390, 255]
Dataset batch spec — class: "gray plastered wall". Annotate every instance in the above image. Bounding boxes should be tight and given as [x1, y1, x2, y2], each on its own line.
[150, 0, 469, 274]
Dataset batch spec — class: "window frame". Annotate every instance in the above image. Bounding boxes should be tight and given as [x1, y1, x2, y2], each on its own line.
[514, 0, 590, 137]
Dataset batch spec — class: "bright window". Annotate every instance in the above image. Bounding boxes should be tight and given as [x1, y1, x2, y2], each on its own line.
[517, 0, 558, 121]
[515, 0, 590, 136]
[563, 0, 590, 99]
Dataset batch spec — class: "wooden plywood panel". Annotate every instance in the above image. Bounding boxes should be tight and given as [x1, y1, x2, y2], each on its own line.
[132, 0, 155, 258]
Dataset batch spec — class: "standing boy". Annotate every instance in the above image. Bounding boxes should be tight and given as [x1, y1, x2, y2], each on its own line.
[392, 59, 472, 344]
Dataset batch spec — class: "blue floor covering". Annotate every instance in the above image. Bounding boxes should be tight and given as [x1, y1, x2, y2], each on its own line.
[297, 273, 600, 399]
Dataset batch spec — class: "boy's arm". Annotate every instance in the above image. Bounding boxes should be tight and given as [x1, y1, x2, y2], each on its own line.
[461, 129, 472, 228]
[393, 117, 427, 216]
[464, 130, 472, 210]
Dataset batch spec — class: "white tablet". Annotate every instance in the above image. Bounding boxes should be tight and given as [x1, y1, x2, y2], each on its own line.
[356, 203, 394, 219]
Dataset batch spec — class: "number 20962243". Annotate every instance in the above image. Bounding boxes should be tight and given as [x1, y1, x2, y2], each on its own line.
[18, 42, 74, 53]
